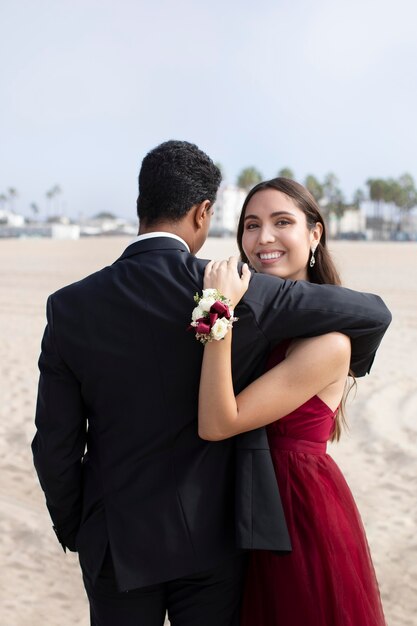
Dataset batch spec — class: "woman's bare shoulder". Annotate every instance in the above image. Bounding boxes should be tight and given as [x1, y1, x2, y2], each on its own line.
[287, 332, 351, 364]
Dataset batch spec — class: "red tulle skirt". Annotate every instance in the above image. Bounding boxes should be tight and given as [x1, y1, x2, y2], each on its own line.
[240, 440, 386, 626]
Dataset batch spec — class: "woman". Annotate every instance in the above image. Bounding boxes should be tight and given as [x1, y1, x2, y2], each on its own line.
[197, 179, 386, 625]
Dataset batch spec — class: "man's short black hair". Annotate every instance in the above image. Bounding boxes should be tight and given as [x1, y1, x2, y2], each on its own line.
[137, 140, 222, 225]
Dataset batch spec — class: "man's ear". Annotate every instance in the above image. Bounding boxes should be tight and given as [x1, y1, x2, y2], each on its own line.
[194, 200, 212, 229]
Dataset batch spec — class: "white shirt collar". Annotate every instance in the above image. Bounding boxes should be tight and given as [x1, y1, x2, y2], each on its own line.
[126, 231, 190, 253]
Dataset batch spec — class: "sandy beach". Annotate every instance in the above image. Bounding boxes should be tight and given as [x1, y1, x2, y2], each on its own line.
[0, 237, 416, 626]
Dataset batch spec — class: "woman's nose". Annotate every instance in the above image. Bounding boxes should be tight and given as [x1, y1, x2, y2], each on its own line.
[258, 225, 276, 244]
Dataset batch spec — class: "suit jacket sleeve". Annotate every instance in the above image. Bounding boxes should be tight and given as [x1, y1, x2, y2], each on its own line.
[32, 296, 86, 552]
[244, 274, 392, 376]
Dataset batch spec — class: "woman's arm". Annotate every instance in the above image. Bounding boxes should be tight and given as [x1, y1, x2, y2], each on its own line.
[198, 257, 351, 441]
[199, 331, 350, 440]
[246, 272, 390, 378]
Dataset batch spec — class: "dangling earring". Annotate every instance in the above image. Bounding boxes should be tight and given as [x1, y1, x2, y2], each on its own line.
[309, 247, 317, 268]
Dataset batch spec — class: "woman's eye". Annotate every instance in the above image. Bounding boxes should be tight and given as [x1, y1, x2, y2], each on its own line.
[246, 223, 259, 230]
[276, 220, 291, 226]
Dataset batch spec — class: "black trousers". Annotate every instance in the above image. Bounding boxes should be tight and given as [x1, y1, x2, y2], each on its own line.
[82, 549, 247, 626]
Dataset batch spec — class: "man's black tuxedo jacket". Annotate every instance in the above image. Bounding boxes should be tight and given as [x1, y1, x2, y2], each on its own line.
[32, 237, 391, 591]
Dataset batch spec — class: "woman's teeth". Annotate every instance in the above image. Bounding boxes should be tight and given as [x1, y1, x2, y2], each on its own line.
[259, 252, 283, 260]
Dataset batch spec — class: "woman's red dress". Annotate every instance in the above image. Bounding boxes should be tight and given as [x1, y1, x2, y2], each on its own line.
[240, 342, 386, 626]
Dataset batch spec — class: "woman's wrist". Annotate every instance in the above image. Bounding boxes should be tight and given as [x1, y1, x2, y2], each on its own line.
[203, 328, 232, 346]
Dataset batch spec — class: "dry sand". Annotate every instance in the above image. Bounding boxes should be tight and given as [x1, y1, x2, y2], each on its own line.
[0, 237, 415, 626]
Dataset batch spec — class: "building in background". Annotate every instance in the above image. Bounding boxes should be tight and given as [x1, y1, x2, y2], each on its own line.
[79, 214, 136, 237]
[0, 209, 25, 227]
[210, 185, 246, 237]
[328, 207, 367, 240]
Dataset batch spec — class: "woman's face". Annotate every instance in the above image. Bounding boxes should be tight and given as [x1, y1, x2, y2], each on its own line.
[241, 188, 322, 281]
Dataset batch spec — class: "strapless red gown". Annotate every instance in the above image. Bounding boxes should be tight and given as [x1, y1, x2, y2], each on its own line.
[240, 342, 386, 626]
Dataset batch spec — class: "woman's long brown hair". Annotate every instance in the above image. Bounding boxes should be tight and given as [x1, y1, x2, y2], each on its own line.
[237, 178, 354, 441]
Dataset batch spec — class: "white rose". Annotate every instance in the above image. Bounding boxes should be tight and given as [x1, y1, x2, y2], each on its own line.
[198, 296, 216, 312]
[192, 305, 205, 322]
[202, 288, 218, 299]
[211, 317, 230, 341]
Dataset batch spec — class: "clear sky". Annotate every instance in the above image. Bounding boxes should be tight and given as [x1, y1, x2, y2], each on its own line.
[1, 0, 416, 219]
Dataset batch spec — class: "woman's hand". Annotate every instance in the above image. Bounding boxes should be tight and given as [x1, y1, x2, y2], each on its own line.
[204, 256, 251, 308]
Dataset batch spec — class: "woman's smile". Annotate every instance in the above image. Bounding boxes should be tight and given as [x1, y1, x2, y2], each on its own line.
[257, 250, 286, 264]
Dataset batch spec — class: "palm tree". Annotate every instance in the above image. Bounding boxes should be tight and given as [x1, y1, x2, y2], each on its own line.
[323, 173, 339, 197]
[366, 178, 388, 238]
[352, 188, 365, 210]
[45, 186, 62, 218]
[395, 173, 417, 232]
[30, 203, 40, 220]
[332, 195, 346, 236]
[0, 193, 8, 224]
[277, 167, 295, 180]
[94, 212, 117, 220]
[383, 179, 402, 231]
[304, 175, 324, 203]
[51, 185, 62, 215]
[8, 187, 18, 213]
[237, 167, 263, 191]
[323, 173, 345, 235]
[45, 190, 53, 217]
[0, 193, 7, 211]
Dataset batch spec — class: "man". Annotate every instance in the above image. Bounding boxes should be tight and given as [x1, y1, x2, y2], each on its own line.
[32, 140, 391, 625]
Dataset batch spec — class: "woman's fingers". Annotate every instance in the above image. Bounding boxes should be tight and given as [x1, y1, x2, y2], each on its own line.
[204, 257, 250, 304]
[241, 263, 251, 288]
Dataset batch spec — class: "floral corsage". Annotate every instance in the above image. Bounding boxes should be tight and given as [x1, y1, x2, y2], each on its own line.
[188, 288, 238, 344]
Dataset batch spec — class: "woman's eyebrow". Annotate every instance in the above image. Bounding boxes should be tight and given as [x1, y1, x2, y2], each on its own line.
[244, 211, 296, 221]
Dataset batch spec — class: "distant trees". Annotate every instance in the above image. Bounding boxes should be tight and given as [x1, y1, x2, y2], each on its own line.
[366, 178, 386, 232]
[236, 167, 262, 191]
[233, 164, 417, 237]
[0, 193, 7, 211]
[93, 212, 117, 220]
[0, 185, 64, 221]
[0, 189, 19, 214]
[8, 188, 18, 212]
[352, 188, 366, 209]
[395, 174, 417, 229]
[30, 203, 40, 218]
[277, 167, 295, 179]
[321, 173, 345, 235]
[304, 175, 324, 203]
[366, 174, 417, 233]
[1, 168, 415, 238]
[45, 185, 62, 217]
